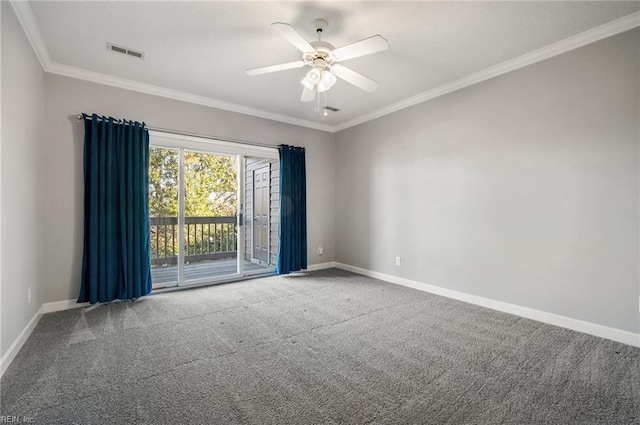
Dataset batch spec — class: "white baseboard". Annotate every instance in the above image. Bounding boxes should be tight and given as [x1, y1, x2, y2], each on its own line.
[41, 298, 89, 314]
[335, 263, 640, 348]
[0, 299, 88, 378]
[0, 308, 42, 377]
[304, 261, 336, 272]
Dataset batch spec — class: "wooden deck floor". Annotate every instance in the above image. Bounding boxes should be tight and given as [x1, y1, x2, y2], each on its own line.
[151, 258, 268, 285]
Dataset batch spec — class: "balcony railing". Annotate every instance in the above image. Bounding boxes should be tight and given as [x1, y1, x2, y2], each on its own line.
[150, 216, 237, 266]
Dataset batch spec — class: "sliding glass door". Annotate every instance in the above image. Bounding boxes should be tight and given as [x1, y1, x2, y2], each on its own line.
[148, 132, 278, 289]
[182, 150, 238, 284]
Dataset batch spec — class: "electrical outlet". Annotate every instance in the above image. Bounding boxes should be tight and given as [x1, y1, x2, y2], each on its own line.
[395, 256, 401, 266]
[317, 243, 324, 256]
[28, 287, 32, 303]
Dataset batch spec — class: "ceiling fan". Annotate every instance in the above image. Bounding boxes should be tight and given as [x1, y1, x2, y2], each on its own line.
[246, 19, 388, 102]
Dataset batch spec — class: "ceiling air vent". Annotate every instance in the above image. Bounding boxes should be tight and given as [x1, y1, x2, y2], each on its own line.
[324, 106, 340, 112]
[107, 43, 145, 59]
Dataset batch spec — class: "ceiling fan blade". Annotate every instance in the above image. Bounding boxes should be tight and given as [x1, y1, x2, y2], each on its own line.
[300, 86, 316, 102]
[331, 64, 379, 92]
[332, 35, 389, 61]
[246, 61, 306, 76]
[271, 22, 314, 53]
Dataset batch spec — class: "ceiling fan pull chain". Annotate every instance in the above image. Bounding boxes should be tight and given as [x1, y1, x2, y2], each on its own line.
[323, 91, 328, 117]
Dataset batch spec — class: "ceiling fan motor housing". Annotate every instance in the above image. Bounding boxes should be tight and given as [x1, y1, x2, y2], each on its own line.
[304, 42, 335, 69]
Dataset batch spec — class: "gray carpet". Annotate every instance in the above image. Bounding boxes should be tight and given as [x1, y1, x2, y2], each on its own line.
[1, 269, 638, 424]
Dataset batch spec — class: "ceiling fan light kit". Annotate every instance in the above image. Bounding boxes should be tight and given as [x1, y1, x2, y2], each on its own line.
[317, 71, 337, 93]
[246, 19, 389, 109]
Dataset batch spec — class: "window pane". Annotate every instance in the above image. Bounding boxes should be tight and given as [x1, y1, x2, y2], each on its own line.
[149, 147, 179, 287]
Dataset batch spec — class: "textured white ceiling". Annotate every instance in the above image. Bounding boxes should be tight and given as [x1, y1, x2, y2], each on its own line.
[26, 1, 640, 129]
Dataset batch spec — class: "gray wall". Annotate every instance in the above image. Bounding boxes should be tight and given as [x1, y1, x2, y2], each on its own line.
[43, 74, 336, 303]
[1, 3, 47, 358]
[335, 28, 640, 333]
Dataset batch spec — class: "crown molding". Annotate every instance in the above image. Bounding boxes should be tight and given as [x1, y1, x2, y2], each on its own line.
[9, 0, 52, 69]
[333, 11, 640, 132]
[45, 62, 334, 132]
[10, 1, 639, 134]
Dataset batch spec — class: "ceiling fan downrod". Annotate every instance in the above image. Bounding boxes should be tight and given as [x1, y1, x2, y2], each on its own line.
[313, 19, 328, 41]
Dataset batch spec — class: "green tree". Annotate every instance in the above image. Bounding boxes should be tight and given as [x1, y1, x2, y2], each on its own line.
[149, 147, 178, 217]
[184, 151, 237, 217]
[148, 148, 237, 217]
[148, 147, 239, 263]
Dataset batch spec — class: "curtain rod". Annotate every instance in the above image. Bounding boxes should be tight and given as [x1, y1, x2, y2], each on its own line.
[77, 114, 278, 150]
